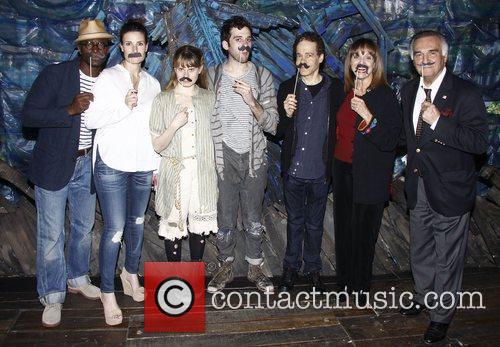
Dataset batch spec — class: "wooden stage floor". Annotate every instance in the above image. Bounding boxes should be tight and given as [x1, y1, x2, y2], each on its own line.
[1, 268, 499, 346]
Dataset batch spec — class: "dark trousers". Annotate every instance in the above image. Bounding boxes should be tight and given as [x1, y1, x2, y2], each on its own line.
[283, 174, 329, 273]
[410, 178, 470, 323]
[333, 159, 384, 292]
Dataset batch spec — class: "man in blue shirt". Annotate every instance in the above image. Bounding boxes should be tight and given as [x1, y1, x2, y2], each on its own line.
[275, 32, 344, 293]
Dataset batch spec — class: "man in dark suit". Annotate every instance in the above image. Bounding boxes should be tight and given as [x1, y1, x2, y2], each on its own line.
[22, 19, 112, 327]
[400, 30, 488, 343]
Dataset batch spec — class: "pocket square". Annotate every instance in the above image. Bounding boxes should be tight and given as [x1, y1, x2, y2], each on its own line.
[440, 108, 453, 118]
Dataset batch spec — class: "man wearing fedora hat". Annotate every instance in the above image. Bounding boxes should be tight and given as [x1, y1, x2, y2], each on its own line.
[22, 18, 113, 327]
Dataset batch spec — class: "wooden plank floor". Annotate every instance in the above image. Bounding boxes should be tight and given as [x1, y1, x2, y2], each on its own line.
[0, 268, 499, 346]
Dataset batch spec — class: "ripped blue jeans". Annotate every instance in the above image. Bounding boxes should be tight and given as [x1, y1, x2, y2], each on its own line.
[94, 151, 152, 293]
[216, 143, 267, 265]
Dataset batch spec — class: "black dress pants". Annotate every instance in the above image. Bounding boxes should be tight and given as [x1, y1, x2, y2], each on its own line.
[333, 159, 385, 292]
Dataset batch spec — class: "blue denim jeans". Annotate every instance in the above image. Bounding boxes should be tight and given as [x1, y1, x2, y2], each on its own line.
[94, 152, 152, 293]
[35, 153, 96, 305]
[282, 174, 329, 273]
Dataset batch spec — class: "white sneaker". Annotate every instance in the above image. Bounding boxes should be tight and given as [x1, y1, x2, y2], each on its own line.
[68, 283, 101, 300]
[42, 303, 62, 328]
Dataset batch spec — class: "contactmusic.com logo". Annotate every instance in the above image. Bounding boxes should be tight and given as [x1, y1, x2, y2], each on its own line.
[144, 262, 205, 332]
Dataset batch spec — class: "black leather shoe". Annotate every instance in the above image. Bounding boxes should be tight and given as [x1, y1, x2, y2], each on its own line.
[306, 272, 325, 293]
[400, 301, 426, 316]
[424, 321, 449, 344]
[278, 268, 298, 293]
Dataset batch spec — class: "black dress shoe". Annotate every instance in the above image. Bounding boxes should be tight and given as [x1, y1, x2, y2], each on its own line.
[400, 301, 426, 316]
[278, 268, 298, 293]
[424, 321, 449, 344]
[306, 272, 325, 293]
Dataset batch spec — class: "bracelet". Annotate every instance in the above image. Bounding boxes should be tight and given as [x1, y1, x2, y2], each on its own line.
[359, 117, 378, 135]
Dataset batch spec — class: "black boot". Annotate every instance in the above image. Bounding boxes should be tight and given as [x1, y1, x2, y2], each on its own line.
[164, 238, 182, 262]
[189, 233, 206, 261]
[278, 268, 298, 293]
[306, 272, 325, 293]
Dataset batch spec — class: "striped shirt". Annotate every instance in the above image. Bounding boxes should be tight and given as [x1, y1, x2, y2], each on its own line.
[79, 71, 96, 150]
[218, 66, 258, 154]
[207, 63, 279, 179]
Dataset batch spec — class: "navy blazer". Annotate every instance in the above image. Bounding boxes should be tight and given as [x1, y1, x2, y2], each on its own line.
[22, 58, 83, 191]
[401, 71, 488, 216]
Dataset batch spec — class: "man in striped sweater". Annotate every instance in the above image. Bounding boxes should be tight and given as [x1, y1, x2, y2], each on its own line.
[206, 16, 278, 293]
[22, 19, 112, 327]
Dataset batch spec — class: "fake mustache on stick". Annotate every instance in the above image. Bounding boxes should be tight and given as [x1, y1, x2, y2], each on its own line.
[297, 62, 310, 69]
[128, 52, 142, 58]
[179, 76, 193, 82]
[238, 45, 251, 52]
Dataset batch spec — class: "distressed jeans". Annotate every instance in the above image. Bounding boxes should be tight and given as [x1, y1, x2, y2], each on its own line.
[35, 152, 96, 305]
[216, 142, 267, 265]
[94, 152, 152, 293]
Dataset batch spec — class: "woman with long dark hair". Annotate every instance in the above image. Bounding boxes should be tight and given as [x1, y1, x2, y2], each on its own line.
[85, 19, 160, 325]
[150, 45, 217, 262]
[333, 38, 401, 304]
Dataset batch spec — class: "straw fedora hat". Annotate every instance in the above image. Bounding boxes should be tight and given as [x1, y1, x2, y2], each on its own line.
[75, 19, 114, 42]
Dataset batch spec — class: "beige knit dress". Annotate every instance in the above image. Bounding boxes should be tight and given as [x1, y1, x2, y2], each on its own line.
[149, 86, 218, 240]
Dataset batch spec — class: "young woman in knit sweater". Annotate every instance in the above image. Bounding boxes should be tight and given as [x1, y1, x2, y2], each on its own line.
[150, 45, 217, 262]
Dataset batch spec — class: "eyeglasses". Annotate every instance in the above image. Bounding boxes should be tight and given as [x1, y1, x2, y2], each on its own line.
[80, 40, 108, 50]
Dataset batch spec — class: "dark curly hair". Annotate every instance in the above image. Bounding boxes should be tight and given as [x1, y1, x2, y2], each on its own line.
[220, 16, 252, 45]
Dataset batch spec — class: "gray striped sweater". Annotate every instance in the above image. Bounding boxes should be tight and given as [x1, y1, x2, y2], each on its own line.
[207, 62, 278, 179]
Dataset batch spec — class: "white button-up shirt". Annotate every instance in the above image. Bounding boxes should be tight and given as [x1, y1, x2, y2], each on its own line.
[412, 67, 447, 133]
[85, 63, 161, 172]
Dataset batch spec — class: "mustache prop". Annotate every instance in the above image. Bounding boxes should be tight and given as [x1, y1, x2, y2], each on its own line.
[179, 76, 193, 82]
[238, 45, 251, 52]
[297, 62, 310, 69]
[355, 63, 369, 71]
[128, 52, 142, 58]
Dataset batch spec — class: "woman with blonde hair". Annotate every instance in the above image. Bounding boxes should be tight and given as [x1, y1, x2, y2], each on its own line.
[150, 45, 217, 262]
[333, 38, 401, 304]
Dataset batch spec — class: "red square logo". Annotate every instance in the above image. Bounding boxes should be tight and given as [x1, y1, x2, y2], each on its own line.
[144, 262, 205, 332]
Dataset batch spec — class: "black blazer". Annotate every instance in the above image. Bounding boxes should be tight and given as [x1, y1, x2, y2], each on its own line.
[401, 71, 488, 216]
[22, 58, 84, 191]
[275, 74, 344, 180]
[339, 85, 402, 204]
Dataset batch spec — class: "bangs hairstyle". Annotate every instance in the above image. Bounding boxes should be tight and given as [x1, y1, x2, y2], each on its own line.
[343, 38, 387, 93]
[165, 45, 207, 91]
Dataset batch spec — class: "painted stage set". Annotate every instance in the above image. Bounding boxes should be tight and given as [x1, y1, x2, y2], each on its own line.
[0, 0, 499, 345]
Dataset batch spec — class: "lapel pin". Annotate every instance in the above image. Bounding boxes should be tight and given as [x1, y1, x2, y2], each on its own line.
[442, 95, 447, 99]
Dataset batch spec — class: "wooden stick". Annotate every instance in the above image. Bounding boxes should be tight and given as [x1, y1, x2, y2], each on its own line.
[292, 68, 299, 95]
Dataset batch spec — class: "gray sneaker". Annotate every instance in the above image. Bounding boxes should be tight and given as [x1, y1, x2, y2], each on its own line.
[42, 303, 62, 328]
[207, 261, 234, 293]
[248, 264, 274, 293]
